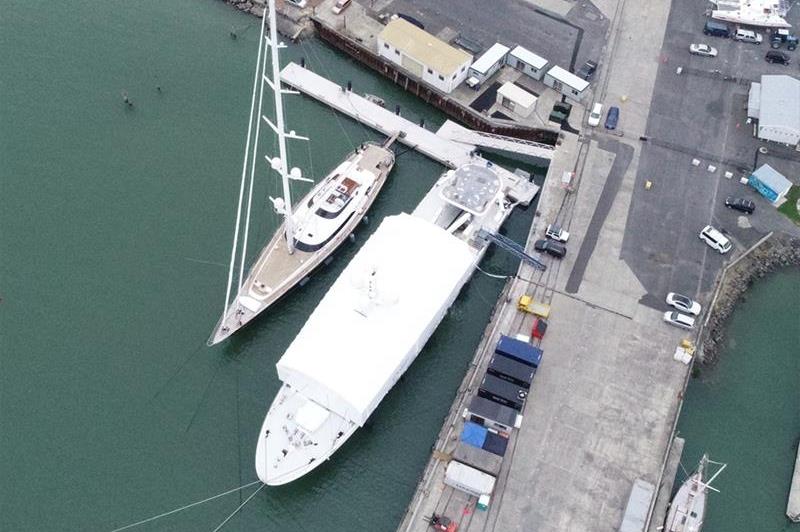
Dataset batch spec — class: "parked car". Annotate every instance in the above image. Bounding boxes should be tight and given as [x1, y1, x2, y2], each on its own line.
[765, 50, 790, 64]
[689, 43, 718, 57]
[703, 20, 731, 38]
[534, 239, 566, 258]
[663, 311, 696, 330]
[545, 224, 570, 242]
[699, 225, 732, 254]
[286, 0, 307, 7]
[576, 60, 598, 81]
[725, 197, 755, 214]
[332, 0, 352, 14]
[604, 106, 620, 129]
[666, 293, 702, 315]
[588, 102, 603, 127]
[733, 28, 763, 44]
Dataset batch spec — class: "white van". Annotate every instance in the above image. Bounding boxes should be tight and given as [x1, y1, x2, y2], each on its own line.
[699, 225, 732, 254]
[587, 103, 603, 127]
[734, 28, 763, 44]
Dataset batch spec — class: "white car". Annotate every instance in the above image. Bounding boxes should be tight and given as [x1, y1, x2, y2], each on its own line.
[332, 0, 352, 14]
[587, 102, 603, 127]
[689, 43, 718, 57]
[663, 311, 695, 330]
[666, 293, 702, 315]
[286, 0, 307, 7]
[545, 223, 570, 242]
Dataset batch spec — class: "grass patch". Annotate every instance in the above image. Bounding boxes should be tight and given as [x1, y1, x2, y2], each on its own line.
[778, 186, 800, 225]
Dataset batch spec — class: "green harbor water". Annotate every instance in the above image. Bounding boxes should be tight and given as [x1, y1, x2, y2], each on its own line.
[0, 2, 543, 530]
[675, 269, 800, 532]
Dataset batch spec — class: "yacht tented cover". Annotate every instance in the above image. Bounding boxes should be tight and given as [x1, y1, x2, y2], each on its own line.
[276, 213, 476, 426]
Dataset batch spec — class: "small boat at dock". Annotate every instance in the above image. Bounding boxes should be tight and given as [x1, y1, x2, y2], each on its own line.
[664, 454, 726, 532]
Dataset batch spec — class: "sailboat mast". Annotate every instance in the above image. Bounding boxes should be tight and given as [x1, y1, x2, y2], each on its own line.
[266, 0, 295, 254]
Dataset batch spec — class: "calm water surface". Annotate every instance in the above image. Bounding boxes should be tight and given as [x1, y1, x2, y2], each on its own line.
[676, 270, 800, 532]
[0, 2, 543, 530]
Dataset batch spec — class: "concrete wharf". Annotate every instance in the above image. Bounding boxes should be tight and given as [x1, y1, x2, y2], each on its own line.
[788, 442, 800, 522]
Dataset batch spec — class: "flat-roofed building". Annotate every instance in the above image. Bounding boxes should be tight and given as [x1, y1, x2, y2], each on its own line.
[748, 75, 800, 147]
[496, 82, 538, 118]
[468, 43, 511, 85]
[543, 65, 589, 101]
[506, 45, 549, 81]
[377, 18, 473, 94]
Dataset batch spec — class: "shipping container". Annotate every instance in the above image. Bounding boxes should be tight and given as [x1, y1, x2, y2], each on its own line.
[478, 374, 528, 411]
[465, 396, 520, 433]
[487, 354, 535, 388]
[453, 442, 503, 476]
[495, 335, 543, 367]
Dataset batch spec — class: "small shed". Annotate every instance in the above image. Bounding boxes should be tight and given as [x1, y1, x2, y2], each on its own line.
[496, 82, 537, 118]
[543, 65, 589, 101]
[468, 43, 511, 84]
[749, 164, 792, 204]
[618, 479, 655, 532]
[506, 45, 548, 80]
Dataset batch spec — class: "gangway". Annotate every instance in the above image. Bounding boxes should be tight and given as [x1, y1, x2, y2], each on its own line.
[437, 120, 555, 161]
[477, 228, 547, 271]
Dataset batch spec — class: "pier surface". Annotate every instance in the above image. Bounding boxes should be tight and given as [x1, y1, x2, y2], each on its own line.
[789, 443, 800, 522]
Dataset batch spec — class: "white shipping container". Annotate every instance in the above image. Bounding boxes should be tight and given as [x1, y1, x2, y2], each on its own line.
[444, 461, 496, 497]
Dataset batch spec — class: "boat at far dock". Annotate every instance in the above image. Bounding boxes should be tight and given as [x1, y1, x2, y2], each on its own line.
[664, 454, 726, 532]
[208, 0, 396, 345]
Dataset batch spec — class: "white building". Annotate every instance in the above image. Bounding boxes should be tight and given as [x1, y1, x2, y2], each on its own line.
[543, 65, 589, 101]
[748, 75, 800, 147]
[496, 82, 537, 118]
[377, 19, 473, 94]
[468, 43, 511, 85]
[506, 45, 549, 81]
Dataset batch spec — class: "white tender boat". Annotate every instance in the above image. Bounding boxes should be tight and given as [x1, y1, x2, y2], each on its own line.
[208, 0, 395, 346]
[664, 454, 726, 532]
[710, 0, 791, 28]
[255, 162, 537, 485]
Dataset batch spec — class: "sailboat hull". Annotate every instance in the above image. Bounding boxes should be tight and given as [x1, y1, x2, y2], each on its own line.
[209, 143, 394, 345]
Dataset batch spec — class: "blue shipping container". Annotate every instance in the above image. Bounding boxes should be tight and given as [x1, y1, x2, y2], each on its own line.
[495, 335, 543, 367]
[461, 421, 488, 448]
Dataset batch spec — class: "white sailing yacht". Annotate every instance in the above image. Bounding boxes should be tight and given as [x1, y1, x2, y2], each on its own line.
[255, 162, 538, 485]
[208, 0, 396, 346]
[664, 454, 727, 532]
[710, 0, 791, 28]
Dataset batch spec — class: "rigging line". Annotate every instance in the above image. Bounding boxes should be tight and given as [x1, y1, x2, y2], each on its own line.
[108, 480, 261, 532]
[239, 26, 272, 288]
[476, 264, 511, 280]
[184, 357, 226, 433]
[211, 483, 266, 532]
[222, 8, 268, 318]
[150, 341, 206, 402]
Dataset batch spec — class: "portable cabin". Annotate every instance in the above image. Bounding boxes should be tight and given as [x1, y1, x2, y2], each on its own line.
[465, 395, 520, 433]
[496, 82, 538, 118]
[495, 335, 543, 367]
[468, 43, 511, 85]
[487, 354, 535, 388]
[506, 45, 548, 80]
[444, 460, 496, 497]
[749, 164, 792, 204]
[543, 65, 589, 101]
[478, 374, 528, 411]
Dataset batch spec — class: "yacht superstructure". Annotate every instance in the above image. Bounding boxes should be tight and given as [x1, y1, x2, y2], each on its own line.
[255, 162, 537, 485]
[665, 454, 726, 532]
[710, 0, 791, 28]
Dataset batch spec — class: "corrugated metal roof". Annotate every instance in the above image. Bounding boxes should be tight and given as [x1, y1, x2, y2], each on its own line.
[546, 65, 589, 92]
[748, 81, 761, 118]
[379, 19, 472, 76]
[759, 75, 800, 134]
[510, 45, 548, 69]
[471, 43, 511, 74]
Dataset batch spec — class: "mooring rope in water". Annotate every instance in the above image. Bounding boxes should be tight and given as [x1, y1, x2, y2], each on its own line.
[109, 480, 261, 532]
[211, 482, 266, 532]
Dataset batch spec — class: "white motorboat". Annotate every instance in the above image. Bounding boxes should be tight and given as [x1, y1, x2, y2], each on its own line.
[208, 0, 395, 346]
[710, 0, 791, 28]
[664, 454, 726, 532]
[255, 162, 538, 485]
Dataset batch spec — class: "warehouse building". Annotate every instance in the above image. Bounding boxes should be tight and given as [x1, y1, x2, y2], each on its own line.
[747, 75, 800, 147]
[377, 18, 473, 94]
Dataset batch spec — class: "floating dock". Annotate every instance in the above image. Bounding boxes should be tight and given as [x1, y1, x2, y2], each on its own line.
[789, 442, 800, 522]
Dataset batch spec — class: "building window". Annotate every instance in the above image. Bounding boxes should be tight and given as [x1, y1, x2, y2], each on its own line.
[438, 75, 444, 81]
[452, 73, 457, 79]
[394, 49, 400, 55]
[383, 43, 389, 49]
[461, 66, 466, 72]
[427, 68, 433, 74]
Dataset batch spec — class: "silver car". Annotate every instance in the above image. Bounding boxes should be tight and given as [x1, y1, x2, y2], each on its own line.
[689, 43, 718, 57]
[663, 311, 695, 330]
